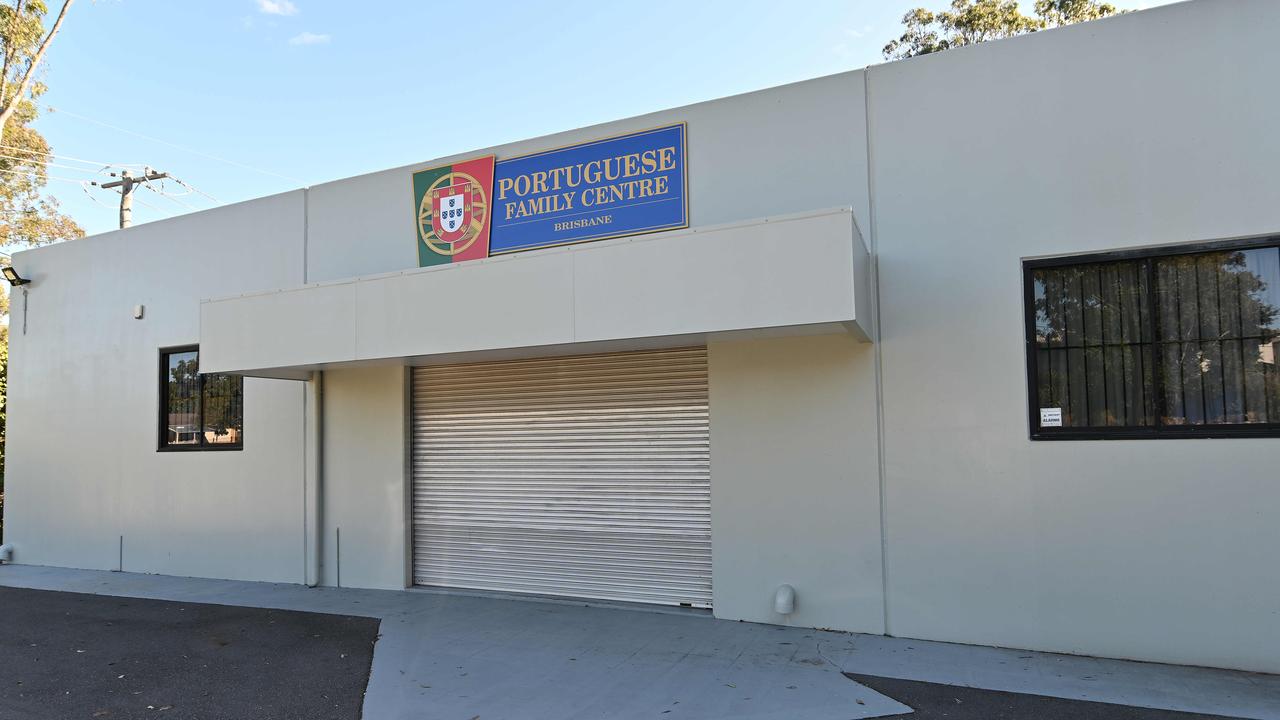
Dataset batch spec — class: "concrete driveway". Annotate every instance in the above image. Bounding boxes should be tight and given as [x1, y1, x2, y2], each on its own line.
[1, 565, 1276, 720]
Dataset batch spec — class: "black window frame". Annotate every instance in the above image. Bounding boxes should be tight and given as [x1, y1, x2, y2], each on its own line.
[1023, 235, 1280, 441]
[157, 345, 245, 452]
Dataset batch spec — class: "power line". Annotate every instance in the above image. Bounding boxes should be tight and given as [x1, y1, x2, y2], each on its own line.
[49, 106, 305, 183]
[132, 171, 221, 209]
[0, 165, 194, 220]
[140, 180, 199, 211]
[0, 142, 139, 169]
[0, 166, 100, 184]
[135, 173, 203, 201]
[80, 180, 116, 209]
[130, 194, 170, 216]
[166, 174, 221, 204]
[83, 164, 222, 227]
[100, 169, 170, 228]
[0, 136, 224, 226]
[0, 152, 114, 174]
[94, 181, 175, 219]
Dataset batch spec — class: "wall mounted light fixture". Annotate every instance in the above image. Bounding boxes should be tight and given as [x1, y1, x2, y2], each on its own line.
[2, 266, 30, 286]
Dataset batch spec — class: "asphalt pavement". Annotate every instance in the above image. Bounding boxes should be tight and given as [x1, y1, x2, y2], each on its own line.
[0, 586, 379, 720]
[850, 673, 1253, 720]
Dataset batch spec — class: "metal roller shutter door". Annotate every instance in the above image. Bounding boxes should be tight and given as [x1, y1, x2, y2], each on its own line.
[411, 347, 711, 607]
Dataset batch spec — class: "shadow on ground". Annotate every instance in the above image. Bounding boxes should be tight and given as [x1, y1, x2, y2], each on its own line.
[0, 586, 378, 720]
[850, 674, 1250, 720]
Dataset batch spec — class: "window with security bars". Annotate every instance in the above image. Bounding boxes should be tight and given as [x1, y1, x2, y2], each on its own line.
[1025, 240, 1280, 438]
[159, 346, 244, 450]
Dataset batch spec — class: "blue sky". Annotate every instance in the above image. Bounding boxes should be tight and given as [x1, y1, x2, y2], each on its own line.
[36, 0, 1162, 237]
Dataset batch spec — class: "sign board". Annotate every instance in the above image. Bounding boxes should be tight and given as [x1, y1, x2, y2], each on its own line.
[490, 124, 687, 253]
[411, 155, 496, 267]
[1039, 407, 1063, 427]
[413, 124, 687, 266]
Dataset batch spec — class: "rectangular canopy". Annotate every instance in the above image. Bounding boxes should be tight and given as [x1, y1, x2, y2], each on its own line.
[199, 208, 870, 379]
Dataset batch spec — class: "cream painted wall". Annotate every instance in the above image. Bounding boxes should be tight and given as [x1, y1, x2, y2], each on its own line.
[319, 366, 409, 590]
[709, 334, 884, 633]
[6, 0, 1277, 676]
[303, 71, 870, 284]
[6, 192, 309, 582]
[868, 0, 1280, 673]
[200, 210, 868, 376]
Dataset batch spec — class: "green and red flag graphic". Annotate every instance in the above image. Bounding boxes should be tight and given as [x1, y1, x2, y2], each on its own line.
[412, 155, 495, 267]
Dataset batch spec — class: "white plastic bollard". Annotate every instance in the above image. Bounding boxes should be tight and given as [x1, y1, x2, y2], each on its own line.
[774, 584, 796, 615]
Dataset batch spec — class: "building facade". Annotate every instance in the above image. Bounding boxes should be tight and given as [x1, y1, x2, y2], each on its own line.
[5, 0, 1279, 674]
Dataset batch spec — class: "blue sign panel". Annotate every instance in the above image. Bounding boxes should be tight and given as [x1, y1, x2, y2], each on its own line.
[489, 124, 687, 254]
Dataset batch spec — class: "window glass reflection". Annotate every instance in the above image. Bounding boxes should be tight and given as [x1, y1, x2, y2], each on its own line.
[1031, 245, 1280, 431]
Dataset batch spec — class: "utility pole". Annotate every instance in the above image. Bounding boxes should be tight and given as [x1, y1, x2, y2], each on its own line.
[98, 168, 168, 228]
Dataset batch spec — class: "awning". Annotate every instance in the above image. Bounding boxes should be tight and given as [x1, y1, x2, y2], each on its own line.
[198, 207, 871, 379]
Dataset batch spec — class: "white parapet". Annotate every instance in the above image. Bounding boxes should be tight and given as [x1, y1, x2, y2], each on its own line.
[199, 207, 870, 377]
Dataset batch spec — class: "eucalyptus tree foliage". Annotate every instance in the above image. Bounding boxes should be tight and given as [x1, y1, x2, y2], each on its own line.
[0, 1, 77, 540]
[0, 0, 80, 249]
[883, 0, 1122, 60]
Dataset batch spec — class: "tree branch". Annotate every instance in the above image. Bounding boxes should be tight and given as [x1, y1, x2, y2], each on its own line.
[0, 0, 26, 112]
[0, 0, 72, 140]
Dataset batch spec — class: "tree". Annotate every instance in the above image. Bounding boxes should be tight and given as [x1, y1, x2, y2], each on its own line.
[0, 0, 80, 248]
[0, 0, 77, 541]
[883, 0, 1123, 60]
[1032, 251, 1280, 427]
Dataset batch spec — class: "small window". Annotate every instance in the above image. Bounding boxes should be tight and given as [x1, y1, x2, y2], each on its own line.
[1024, 239, 1280, 439]
[159, 346, 244, 450]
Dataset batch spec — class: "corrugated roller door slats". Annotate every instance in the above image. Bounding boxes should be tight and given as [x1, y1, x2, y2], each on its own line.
[412, 347, 711, 607]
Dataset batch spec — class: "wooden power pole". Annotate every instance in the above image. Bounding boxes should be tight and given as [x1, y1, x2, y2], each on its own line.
[98, 168, 168, 228]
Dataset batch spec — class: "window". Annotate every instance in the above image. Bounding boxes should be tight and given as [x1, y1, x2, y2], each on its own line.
[1024, 238, 1280, 439]
[159, 346, 244, 450]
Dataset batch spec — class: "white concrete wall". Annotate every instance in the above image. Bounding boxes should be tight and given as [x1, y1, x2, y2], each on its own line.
[303, 71, 870, 283]
[319, 366, 409, 590]
[867, 0, 1280, 673]
[6, 192, 310, 582]
[7, 0, 1277, 676]
[8, 68, 876, 596]
[200, 210, 868, 375]
[709, 334, 884, 633]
